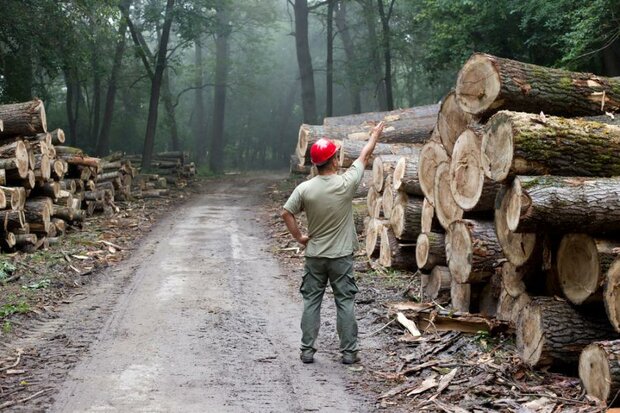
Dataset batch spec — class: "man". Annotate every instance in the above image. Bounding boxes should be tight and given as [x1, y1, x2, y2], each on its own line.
[281, 121, 385, 365]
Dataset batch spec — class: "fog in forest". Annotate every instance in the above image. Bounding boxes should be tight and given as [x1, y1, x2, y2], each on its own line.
[1, 0, 618, 173]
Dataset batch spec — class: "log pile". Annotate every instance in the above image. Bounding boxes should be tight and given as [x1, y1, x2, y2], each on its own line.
[0, 99, 114, 252]
[290, 53, 620, 406]
[124, 151, 196, 188]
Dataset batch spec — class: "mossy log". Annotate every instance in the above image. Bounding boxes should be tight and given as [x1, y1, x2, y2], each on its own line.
[456, 53, 620, 118]
[415, 231, 446, 271]
[579, 340, 620, 405]
[517, 297, 618, 368]
[437, 91, 475, 155]
[505, 175, 620, 234]
[392, 155, 423, 196]
[418, 140, 449, 205]
[482, 111, 620, 182]
[379, 226, 417, 270]
[0, 99, 47, 137]
[446, 219, 504, 284]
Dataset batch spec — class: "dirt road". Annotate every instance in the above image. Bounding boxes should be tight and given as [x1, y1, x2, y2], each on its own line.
[46, 175, 371, 412]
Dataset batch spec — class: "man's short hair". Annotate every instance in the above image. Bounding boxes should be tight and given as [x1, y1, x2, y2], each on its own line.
[316, 153, 337, 172]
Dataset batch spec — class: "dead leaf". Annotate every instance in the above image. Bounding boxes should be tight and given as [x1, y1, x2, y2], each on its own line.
[436, 367, 458, 394]
[406, 374, 438, 396]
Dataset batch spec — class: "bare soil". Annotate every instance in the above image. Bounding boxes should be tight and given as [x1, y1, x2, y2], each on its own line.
[0, 173, 606, 412]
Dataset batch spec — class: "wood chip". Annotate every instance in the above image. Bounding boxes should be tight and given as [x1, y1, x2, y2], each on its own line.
[406, 374, 438, 396]
[397, 312, 421, 337]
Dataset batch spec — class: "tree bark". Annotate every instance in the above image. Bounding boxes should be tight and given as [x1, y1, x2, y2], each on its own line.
[579, 340, 620, 405]
[483, 111, 620, 182]
[517, 297, 618, 368]
[418, 140, 449, 206]
[450, 279, 471, 313]
[326, 0, 335, 117]
[456, 53, 620, 118]
[379, 226, 417, 270]
[141, 0, 175, 169]
[294, 0, 318, 124]
[359, 0, 387, 110]
[96, 0, 131, 156]
[446, 219, 503, 284]
[0, 100, 47, 137]
[392, 154, 423, 196]
[193, 39, 208, 164]
[376, 0, 394, 110]
[389, 194, 423, 241]
[416, 231, 446, 271]
[335, 0, 361, 114]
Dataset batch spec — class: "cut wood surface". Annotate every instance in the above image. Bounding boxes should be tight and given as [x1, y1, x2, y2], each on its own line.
[482, 111, 620, 182]
[365, 218, 384, 258]
[392, 155, 423, 196]
[389, 194, 424, 240]
[379, 226, 417, 270]
[420, 197, 442, 234]
[517, 297, 618, 368]
[450, 279, 471, 313]
[606, 259, 620, 333]
[0, 99, 47, 137]
[421, 266, 451, 301]
[579, 340, 620, 404]
[437, 91, 475, 155]
[455, 53, 620, 118]
[446, 219, 503, 284]
[505, 175, 620, 234]
[339, 139, 420, 168]
[372, 155, 401, 192]
[433, 162, 463, 229]
[381, 177, 398, 220]
[0, 140, 29, 178]
[323, 104, 440, 127]
[418, 140, 449, 205]
[495, 184, 537, 266]
[416, 232, 446, 271]
[557, 234, 620, 305]
[449, 126, 488, 211]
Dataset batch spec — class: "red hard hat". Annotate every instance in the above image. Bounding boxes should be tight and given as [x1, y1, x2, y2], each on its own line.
[310, 138, 338, 165]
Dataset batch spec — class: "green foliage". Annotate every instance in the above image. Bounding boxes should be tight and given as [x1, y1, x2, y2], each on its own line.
[0, 261, 16, 281]
[22, 279, 51, 290]
[2, 320, 11, 334]
[0, 301, 30, 318]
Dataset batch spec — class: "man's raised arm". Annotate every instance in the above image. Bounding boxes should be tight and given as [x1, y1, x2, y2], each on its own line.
[356, 121, 386, 169]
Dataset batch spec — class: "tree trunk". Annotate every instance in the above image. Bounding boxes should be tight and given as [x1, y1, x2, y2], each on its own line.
[338, 139, 420, 169]
[193, 40, 208, 164]
[326, 0, 335, 117]
[294, 0, 318, 124]
[360, 0, 387, 110]
[389, 194, 423, 241]
[456, 53, 620, 118]
[376, 0, 394, 110]
[335, 0, 361, 114]
[142, 0, 175, 169]
[392, 154, 423, 196]
[421, 266, 451, 301]
[209, 1, 231, 174]
[416, 231, 446, 271]
[434, 162, 463, 230]
[379, 225, 417, 270]
[96, 0, 131, 156]
[557, 234, 620, 305]
[0, 100, 47, 137]
[483, 111, 620, 182]
[579, 340, 620, 405]
[437, 91, 475, 155]
[494, 183, 538, 266]
[517, 297, 618, 368]
[418, 140, 449, 206]
[162, 68, 180, 151]
[446, 219, 503, 284]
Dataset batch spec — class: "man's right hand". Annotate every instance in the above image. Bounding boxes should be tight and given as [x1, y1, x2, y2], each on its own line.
[371, 121, 386, 140]
[296, 235, 310, 246]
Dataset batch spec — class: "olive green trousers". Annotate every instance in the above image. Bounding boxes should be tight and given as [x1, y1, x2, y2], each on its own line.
[300, 255, 359, 354]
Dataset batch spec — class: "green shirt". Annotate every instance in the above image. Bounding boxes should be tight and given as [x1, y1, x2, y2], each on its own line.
[283, 160, 364, 258]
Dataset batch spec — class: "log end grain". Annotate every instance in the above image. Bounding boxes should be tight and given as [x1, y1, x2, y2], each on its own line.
[372, 156, 385, 192]
[366, 218, 382, 259]
[416, 233, 430, 269]
[579, 343, 613, 403]
[434, 162, 463, 229]
[419, 140, 449, 205]
[438, 91, 473, 155]
[557, 234, 600, 305]
[605, 259, 620, 332]
[455, 53, 501, 116]
[495, 183, 537, 266]
[421, 197, 435, 234]
[517, 300, 545, 367]
[378, 225, 391, 267]
[392, 156, 406, 191]
[446, 221, 472, 283]
[450, 128, 484, 211]
[481, 112, 514, 182]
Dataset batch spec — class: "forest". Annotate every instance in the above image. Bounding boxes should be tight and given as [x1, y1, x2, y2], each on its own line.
[0, 0, 618, 173]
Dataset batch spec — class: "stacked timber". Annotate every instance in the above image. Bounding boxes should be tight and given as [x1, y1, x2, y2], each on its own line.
[0, 99, 113, 252]
[124, 151, 195, 187]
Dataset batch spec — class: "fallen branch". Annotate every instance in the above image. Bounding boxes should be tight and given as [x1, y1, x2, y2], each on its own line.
[0, 349, 22, 372]
[0, 388, 52, 410]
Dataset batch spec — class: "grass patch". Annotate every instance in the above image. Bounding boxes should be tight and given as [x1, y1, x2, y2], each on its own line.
[0, 301, 30, 318]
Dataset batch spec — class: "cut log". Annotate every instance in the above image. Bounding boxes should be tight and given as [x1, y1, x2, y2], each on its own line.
[579, 340, 620, 405]
[478, 277, 501, 318]
[437, 91, 475, 155]
[446, 219, 504, 284]
[32, 181, 60, 199]
[421, 266, 451, 301]
[0, 140, 29, 178]
[455, 53, 620, 118]
[1, 210, 25, 231]
[2, 232, 16, 250]
[54, 146, 83, 155]
[392, 155, 423, 196]
[451, 279, 471, 313]
[323, 104, 440, 127]
[418, 140, 449, 205]
[371, 197, 382, 219]
[0, 188, 7, 210]
[339, 139, 421, 169]
[50, 128, 65, 145]
[434, 162, 463, 229]
[0, 99, 47, 136]
[51, 159, 66, 180]
[372, 155, 401, 192]
[420, 197, 441, 234]
[381, 177, 398, 220]
[482, 111, 620, 182]
[605, 259, 620, 333]
[379, 226, 417, 270]
[0, 169, 6, 186]
[367, 186, 379, 216]
[389, 194, 423, 241]
[505, 175, 620, 234]
[14, 233, 37, 249]
[415, 232, 446, 271]
[557, 234, 620, 305]
[290, 154, 311, 175]
[34, 154, 51, 181]
[365, 218, 384, 259]
[517, 297, 618, 368]
[24, 198, 52, 225]
[495, 184, 537, 266]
